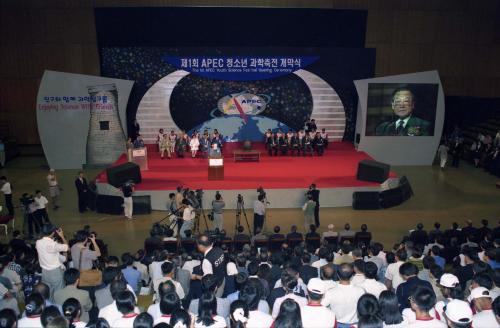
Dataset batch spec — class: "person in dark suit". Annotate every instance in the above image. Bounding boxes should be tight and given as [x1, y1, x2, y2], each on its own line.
[286, 225, 303, 241]
[299, 253, 317, 285]
[410, 223, 429, 246]
[131, 119, 140, 141]
[307, 184, 320, 227]
[375, 88, 431, 136]
[74, 171, 89, 213]
[269, 226, 285, 243]
[396, 263, 433, 311]
[450, 138, 463, 167]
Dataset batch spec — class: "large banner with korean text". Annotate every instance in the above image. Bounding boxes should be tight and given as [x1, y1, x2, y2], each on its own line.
[36, 70, 134, 169]
[100, 47, 375, 143]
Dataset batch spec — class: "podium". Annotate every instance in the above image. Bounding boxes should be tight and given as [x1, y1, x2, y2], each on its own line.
[208, 156, 224, 180]
[132, 147, 148, 171]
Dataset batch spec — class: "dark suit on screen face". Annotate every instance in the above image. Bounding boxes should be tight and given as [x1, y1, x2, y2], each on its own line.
[375, 116, 431, 136]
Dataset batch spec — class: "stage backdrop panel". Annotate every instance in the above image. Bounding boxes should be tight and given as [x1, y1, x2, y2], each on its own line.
[354, 71, 445, 166]
[100, 47, 375, 143]
[94, 8, 373, 142]
[36, 70, 134, 169]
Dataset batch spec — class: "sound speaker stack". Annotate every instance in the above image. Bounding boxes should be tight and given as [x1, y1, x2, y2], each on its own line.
[352, 191, 381, 210]
[356, 160, 390, 183]
[106, 162, 141, 188]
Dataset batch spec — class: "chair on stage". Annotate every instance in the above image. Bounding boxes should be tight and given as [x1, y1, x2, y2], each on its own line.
[163, 240, 178, 253]
[305, 236, 321, 249]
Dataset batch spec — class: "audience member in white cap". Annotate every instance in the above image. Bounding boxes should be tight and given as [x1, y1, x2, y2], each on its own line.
[434, 273, 463, 322]
[469, 287, 496, 328]
[301, 278, 336, 328]
[443, 299, 473, 328]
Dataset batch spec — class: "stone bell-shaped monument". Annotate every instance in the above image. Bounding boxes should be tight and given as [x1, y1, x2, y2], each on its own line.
[86, 84, 126, 165]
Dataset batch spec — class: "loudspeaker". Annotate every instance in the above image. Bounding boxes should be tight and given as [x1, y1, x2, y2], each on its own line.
[96, 194, 123, 214]
[380, 188, 403, 208]
[133, 195, 151, 214]
[106, 162, 141, 188]
[399, 176, 414, 201]
[356, 160, 390, 183]
[352, 191, 380, 210]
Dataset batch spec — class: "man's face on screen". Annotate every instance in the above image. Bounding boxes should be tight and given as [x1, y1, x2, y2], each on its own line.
[392, 90, 414, 119]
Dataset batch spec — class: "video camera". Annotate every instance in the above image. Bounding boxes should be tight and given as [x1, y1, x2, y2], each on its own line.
[20, 193, 35, 208]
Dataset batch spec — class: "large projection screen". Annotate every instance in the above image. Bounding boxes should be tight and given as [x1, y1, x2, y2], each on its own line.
[354, 71, 444, 166]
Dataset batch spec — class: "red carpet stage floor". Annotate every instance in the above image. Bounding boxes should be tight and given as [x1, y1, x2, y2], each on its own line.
[96, 142, 392, 191]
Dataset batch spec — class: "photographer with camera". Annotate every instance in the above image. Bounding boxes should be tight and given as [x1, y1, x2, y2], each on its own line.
[211, 192, 225, 232]
[253, 194, 266, 235]
[34, 190, 51, 225]
[20, 193, 42, 239]
[70, 230, 101, 271]
[122, 181, 135, 220]
[180, 199, 196, 238]
[35, 225, 68, 299]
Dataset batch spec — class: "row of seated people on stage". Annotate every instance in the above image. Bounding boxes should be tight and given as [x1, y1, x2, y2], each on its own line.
[2, 218, 499, 328]
[154, 129, 225, 159]
[264, 129, 329, 156]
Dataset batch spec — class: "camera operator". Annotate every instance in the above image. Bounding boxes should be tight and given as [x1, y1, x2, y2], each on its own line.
[167, 193, 177, 213]
[21, 193, 42, 239]
[187, 190, 200, 209]
[211, 192, 225, 231]
[34, 190, 51, 225]
[253, 194, 266, 235]
[122, 181, 134, 220]
[306, 183, 320, 227]
[180, 199, 196, 238]
[70, 230, 101, 270]
[175, 186, 184, 209]
[35, 225, 69, 299]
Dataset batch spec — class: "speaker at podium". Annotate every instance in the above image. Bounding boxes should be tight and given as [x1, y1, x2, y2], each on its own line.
[208, 156, 224, 180]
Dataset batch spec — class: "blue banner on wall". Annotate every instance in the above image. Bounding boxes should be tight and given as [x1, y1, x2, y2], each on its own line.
[163, 56, 319, 81]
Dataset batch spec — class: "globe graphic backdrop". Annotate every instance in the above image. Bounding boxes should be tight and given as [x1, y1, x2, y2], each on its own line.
[188, 115, 292, 142]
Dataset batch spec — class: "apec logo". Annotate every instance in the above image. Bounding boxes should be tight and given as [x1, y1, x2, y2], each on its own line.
[211, 91, 271, 123]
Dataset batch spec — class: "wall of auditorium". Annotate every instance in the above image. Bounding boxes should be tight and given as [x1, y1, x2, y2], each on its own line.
[1, 0, 499, 144]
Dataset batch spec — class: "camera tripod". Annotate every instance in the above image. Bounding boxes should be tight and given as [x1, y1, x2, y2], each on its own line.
[235, 198, 252, 236]
[193, 196, 209, 234]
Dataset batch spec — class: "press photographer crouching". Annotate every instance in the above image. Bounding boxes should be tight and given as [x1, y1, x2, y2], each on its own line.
[211, 191, 225, 232]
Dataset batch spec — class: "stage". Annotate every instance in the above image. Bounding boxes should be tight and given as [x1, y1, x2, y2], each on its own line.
[95, 142, 393, 209]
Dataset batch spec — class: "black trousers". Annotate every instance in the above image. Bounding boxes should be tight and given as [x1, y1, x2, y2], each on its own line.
[254, 214, 264, 235]
[452, 155, 460, 167]
[27, 213, 42, 236]
[5, 194, 13, 216]
[314, 203, 320, 227]
[78, 192, 88, 212]
[35, 208, 50, 224]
